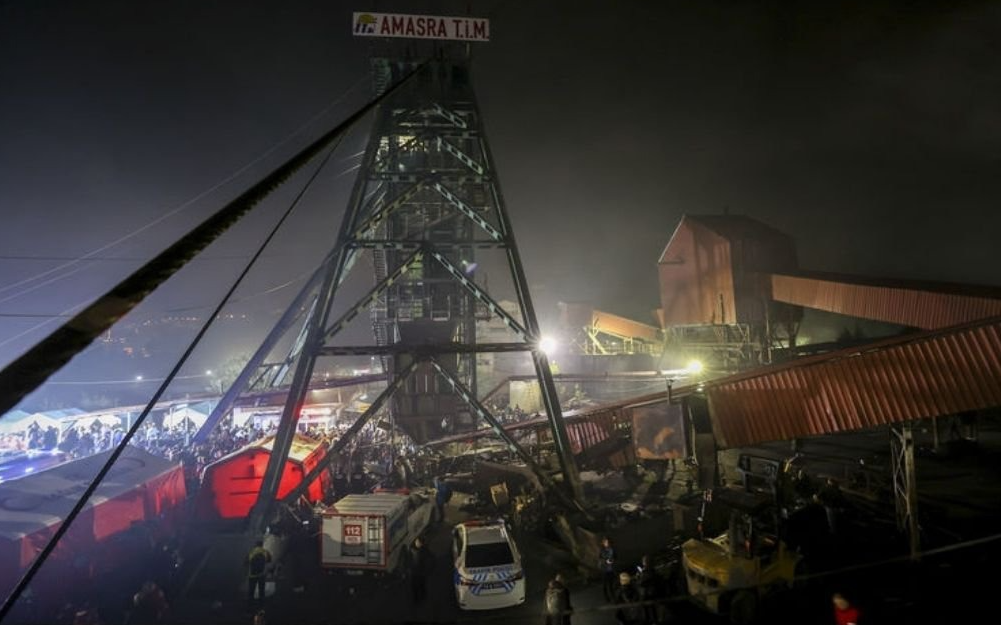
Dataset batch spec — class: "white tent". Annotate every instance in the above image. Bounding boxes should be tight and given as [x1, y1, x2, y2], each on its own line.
[162, 400, 216, 430]
[0, 410, 32, 435]
[65, 413, 123, 431]
[0, 412, 63, 434]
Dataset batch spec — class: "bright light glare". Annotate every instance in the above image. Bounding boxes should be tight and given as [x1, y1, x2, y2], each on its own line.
[205, 370, 213, 376]
[135, 375, 143, 381]
[686, 359, 704, 374]
[539, 336, 558, 357]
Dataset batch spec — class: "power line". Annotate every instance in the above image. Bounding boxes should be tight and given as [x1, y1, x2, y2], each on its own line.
[0, 91, 358, 619]
[0, 75, 368, 304]
[0, 85, 371, 346]
[0, 301, 87, 350]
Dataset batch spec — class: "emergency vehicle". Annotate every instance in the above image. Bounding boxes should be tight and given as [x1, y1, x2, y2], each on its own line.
[451, 519, 526, 610]
[320, 490, 433, 575]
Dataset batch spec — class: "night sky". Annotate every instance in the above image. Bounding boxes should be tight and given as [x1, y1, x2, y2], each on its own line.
[1, 1, 1000, 382]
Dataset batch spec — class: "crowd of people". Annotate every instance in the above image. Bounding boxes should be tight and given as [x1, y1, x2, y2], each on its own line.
[11, 420, 124, 458]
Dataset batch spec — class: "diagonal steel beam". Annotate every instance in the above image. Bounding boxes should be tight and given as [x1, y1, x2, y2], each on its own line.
[430, 181, 503, 241]
[438, 136, 485, 175]
[323, 249, 424, 340]
[279, 359, 420, 504]
[426, 248, 529, 338]
[428, 358, 586, 513]
[193, 268, 323, 444]
[266, 296, 318, 388]
[431, 102, 467, 128]
[468, 89, 584, 503]
[352, 180, 426, 238]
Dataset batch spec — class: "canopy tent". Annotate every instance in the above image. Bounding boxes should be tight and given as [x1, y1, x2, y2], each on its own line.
[0, 411, 64, 435]
[162, 400, 217, 430]
[0, 445, 186, 599]
[64, 413, 124, 431]
[196, 433, 330, 520]
[0, 410, 32, 435]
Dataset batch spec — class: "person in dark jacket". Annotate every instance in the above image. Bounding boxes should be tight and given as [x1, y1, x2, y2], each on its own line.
[598, 537, 617, 602]
[613, 572, 642, 625]
[127, 581, 168, 624]
[433, 477, 452, 523]
[634, 555, 661, 624]
[544, 576, 573, 625]
[407, 537, 433, 603]
[815, 478, 846, 536]
[349, 464, 369, 494]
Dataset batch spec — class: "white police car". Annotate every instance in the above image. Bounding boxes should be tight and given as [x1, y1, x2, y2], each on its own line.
[452, 519, 526, 610]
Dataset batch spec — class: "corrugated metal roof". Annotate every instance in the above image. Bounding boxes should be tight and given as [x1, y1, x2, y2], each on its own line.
[684, 214, 796, 248]
[704, 315, 1001, 448]
[591, 310, 661, 342]
[771, 272, 1001, 330]
[658, 215, 799, 326]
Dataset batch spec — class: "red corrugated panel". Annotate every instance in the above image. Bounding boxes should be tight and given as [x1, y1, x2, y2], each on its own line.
[706, 316, 1001, 448]
[772, 272, 1001, 330]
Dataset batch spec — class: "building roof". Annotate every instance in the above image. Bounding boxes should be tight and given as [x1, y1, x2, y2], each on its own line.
[0, 410, 32, 424]
[685, 214, 794, 244]
[779, 269, 1001, 300]
[38, 408, 85, 419]
[658, 214, 793, 264]
[185, 400, 217, 415]
[772, 271, 1001, 330]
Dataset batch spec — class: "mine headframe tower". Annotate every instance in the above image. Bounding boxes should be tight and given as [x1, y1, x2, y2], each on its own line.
[240, 52, 583, 527]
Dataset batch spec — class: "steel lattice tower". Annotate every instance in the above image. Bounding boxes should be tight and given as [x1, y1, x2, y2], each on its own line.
[225, 55, 583, 526]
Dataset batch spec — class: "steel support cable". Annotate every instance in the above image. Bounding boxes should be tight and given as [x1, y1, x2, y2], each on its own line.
[0, 61, 428, 418]
[0, 76, 369, 303]
[0, 134, 346, 621]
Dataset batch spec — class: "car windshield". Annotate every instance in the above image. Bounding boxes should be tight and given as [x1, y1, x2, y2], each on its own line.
[465, 541, 514, 568]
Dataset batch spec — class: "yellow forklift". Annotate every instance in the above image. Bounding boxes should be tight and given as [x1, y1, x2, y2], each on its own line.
[680, 487, 802, 624]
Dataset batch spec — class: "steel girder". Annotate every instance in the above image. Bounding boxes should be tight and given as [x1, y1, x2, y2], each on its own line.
[248, 58, 584, 524]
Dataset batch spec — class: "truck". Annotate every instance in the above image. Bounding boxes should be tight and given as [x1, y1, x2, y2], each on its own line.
[320, 490, 434, 574]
